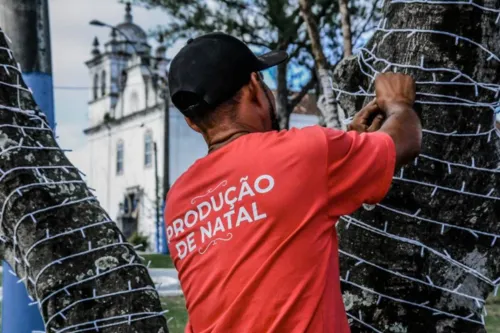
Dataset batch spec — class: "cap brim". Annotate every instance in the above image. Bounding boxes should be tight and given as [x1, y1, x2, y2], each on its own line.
[255, 50, 289, 70]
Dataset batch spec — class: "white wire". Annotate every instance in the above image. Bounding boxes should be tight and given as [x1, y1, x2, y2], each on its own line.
[45, 286, 157, 328]
[377, 203, 500, 241]
[390, 0, 500, 14]
[339, 216, 496, 286]
[340, 250, 485, 303]
[376, 28, 500, 62]
[342, 278, 483, 324]
[55, 310, 169, 333]
[33, 241, 133, 299]
[392, 176, 500, 200]
[346, 312, 384, 333]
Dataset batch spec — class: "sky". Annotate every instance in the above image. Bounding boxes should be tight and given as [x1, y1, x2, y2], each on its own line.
[49, 0, 182, 169]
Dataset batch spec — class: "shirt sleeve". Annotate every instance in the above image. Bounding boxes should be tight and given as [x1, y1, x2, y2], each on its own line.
[320, 128, 396, 217]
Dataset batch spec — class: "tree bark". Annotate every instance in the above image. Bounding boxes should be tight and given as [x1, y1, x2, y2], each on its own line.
[338, 0, 353, 57]
[276, 60, 291, 130]
[334, 2, 499, 332]
[0, 29, 169, 333]
[299, 0, 341, 129]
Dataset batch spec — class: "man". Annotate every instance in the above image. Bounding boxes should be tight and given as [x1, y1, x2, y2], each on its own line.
[164, 32, 421, 333]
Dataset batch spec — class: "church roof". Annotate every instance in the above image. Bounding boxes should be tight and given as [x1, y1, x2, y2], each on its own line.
[115, 2, 148, 45]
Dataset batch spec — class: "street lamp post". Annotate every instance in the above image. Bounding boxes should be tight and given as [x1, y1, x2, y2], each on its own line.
[90, 19, 170, 253]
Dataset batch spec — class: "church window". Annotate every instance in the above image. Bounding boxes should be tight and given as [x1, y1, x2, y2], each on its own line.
[144, 130, 153, 168]
[116, 140, 124, 175]
[130, 91, 139, 113]
[93, 74, 99, 100]
[101, 70, 107, 96]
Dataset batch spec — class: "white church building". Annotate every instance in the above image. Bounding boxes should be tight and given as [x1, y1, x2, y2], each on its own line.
[81, 4, 320, 251]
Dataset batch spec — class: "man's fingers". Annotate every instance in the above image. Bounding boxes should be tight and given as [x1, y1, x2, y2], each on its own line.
[367, 114, 384, 132]
[354, 99, 378, 125]
[349, 99, 381, 133]
[359, 99, 379, 115]
[349, 124, 367, 133]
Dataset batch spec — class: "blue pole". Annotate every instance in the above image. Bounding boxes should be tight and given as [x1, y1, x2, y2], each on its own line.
[161, 200, 168, 254]
[0, 0, 54, 331]
[1, 78, 52, 333]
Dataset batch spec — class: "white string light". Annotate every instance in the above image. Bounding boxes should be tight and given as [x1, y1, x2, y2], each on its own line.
[334, 58, 500, 111]
[342, 278, 484, 325]
[346, 312, 383, 333]
[377, 203, 500, 241]
[339, 216, 497, 285]
[37, 262, 148, 306]
[0, 28, 168, 332]
[53, 311, 169, 333]
[418, 153, 500, 173]
[358, 47, 500, 94]
[379, 28, 499, 61]
[390, 0, 500, 15]
[422, 127, 496, 138]
[45, 285, 157, 327]
[13, 196, 98, 246]
[23, 218, 113, 265]
[392, 176, 499, 200]
[339, 249, 485, 303]
[0, 180, 86, 226]
[33, 241, 132, 299]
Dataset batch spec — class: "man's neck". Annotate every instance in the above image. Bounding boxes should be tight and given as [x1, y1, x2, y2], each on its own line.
[207, 130, 251, 153]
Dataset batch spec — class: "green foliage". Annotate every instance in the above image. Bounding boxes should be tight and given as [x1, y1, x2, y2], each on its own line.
[129, 0, 379, 59]
[127, 0, 379, 77]
[142, 253, 175, 268]
[127, 231, 151, 251]
[125, 0, 381, 126]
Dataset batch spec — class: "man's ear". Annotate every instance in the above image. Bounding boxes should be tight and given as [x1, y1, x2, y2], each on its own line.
[247, 72, 265, 106]
[185, 116, 202, 133]
[249, 72, 262, 92]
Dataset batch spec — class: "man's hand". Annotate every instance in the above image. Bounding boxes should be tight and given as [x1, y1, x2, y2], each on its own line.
[375, 72, 416, 113]
[374, 72, 422, 169]
[348, 99, 385, 133]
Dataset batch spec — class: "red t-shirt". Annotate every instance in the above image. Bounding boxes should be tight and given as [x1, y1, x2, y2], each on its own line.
[164, 126, 396, 333]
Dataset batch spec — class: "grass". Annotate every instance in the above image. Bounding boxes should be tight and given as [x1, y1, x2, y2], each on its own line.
[141, 253, 175, 268]
[162, 296, 189, 333]
[486, 294, 500, 333]
[159, 296, 500, 333]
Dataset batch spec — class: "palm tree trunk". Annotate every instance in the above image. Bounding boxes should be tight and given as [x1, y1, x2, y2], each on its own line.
[334, 1, 500, 332]
[0, 28, 169, 333]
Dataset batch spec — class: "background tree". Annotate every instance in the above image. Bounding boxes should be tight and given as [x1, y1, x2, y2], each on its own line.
[333, 1, 500, 332]
[337, 0, 353, 58]
[299, 0, 341, 128]
[0, 28, 169, 333]
[129, 0, 380, 129]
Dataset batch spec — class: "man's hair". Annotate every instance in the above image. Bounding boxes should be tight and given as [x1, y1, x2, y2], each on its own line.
[174, 85, 247, 129]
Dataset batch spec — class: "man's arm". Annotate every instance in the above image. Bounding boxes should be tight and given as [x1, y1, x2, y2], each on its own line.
[323, 73, 421, 216]
[379, 102, 421, 169]
[375, 73, 422, 169]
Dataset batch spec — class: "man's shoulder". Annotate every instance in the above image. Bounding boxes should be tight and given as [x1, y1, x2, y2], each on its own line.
[261, 125, 329, 144]
[274, 125, 332, 150]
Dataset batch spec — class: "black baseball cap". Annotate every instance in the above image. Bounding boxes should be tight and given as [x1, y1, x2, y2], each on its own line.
[168, 32, 288, 117]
